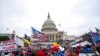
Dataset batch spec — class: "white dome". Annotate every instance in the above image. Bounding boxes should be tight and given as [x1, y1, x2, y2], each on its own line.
[41, 13, 58, 32]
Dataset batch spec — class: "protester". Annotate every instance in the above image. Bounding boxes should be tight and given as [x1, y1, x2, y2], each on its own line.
[90, 44, 100, 55]
[0, 51, 2, 56]
[64, 49, 78, 56]
[4, 52, 9, 56]
[17, 46, 23, 56]
[37, 48, 45, 56]
[96, 46, 100, 55]
[1, 36, 100, 56]
[91, 44, 97, 52]
[54, 51, 64, 56]
[76, 45, 81, 56]
[31, 50, 37, 56]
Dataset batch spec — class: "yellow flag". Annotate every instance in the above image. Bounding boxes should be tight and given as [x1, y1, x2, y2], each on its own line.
[23, 39, 30, 45]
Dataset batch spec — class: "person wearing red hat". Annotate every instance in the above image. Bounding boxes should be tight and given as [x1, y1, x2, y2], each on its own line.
[52, 46, 59, 52]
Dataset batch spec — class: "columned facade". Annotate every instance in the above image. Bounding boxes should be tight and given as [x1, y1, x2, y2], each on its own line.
[46, 33, 60, 41]
[41, 13, 59, 41]
[47, 34, 59, 41]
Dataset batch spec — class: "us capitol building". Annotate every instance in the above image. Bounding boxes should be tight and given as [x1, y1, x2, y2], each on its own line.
[41, 13, 62, 42]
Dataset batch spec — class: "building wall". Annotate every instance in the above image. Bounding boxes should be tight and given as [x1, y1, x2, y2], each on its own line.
[66, 35, 76, 41]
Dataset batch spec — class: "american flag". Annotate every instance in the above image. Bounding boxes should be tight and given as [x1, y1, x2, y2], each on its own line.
[31, 27, 48, 41]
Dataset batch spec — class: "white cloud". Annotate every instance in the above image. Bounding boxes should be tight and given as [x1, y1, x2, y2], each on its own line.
[0, 0, 100, 36]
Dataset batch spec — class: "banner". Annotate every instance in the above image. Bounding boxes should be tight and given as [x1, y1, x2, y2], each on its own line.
[0, 40, 17, 52]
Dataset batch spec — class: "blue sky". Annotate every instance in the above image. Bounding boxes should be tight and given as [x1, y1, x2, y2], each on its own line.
[0, 0, 100, 37]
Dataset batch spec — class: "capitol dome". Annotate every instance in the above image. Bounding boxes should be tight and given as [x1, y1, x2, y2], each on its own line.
[41, 13, 58, 32]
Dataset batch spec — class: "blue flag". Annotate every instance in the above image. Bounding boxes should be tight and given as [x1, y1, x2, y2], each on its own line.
[24, 34, 30, 41]
[91, 32, 100, 44]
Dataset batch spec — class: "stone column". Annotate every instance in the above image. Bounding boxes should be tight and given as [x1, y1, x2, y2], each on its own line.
[54, 34, 56, 41]
[52, 34, 54, 41]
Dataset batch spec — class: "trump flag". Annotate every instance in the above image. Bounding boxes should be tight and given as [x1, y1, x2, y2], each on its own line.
[91, 32, 100, 44]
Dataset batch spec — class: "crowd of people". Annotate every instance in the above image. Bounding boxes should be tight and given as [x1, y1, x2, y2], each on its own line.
[0, 42, 100, 56]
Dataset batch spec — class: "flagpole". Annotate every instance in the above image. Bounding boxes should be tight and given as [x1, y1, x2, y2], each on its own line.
[6, 28, 10, 33]
[58, 24, 64, 40]
[89, 28, 96, 46]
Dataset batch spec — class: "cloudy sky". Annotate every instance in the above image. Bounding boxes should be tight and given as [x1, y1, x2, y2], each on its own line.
[0, 0, 100, 37]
